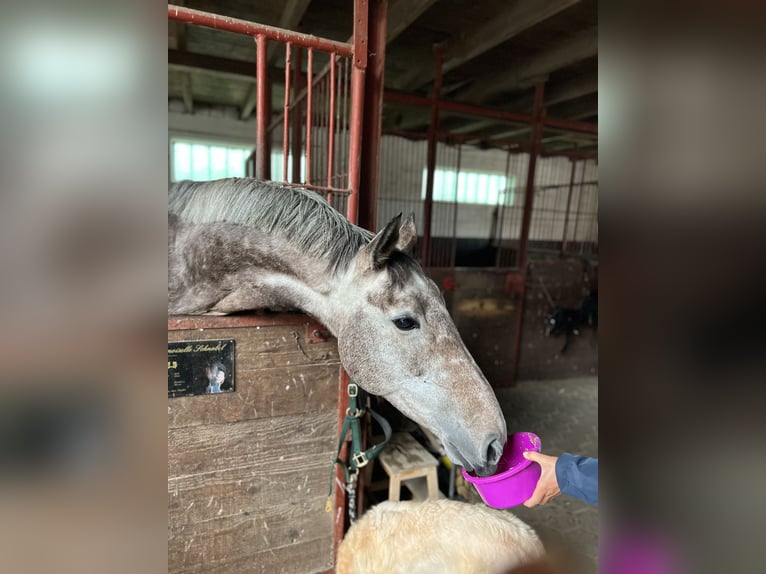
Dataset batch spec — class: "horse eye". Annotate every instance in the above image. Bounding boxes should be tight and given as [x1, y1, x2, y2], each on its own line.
[393, 317, 419, 331]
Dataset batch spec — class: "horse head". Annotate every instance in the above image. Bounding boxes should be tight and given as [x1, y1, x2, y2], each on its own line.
[332, 214, 507, 476]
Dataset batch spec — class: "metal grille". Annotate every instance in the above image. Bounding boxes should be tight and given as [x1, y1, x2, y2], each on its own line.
[168, 4, 366, 225]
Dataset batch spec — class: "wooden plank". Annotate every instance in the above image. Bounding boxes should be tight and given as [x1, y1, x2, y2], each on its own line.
[168, 412, 336, 477]
[168, 412, 337, 574]
[172, 535, 334, 574]
[169, 464, 333, 525]
[168, 363, 340, 428]
[168, 313, 322, 331]
[168, 326, 339, 370]
[169, 495, 333, 564]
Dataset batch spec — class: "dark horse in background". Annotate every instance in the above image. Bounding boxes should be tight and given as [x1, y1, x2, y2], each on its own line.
[547, 290, 598, 354]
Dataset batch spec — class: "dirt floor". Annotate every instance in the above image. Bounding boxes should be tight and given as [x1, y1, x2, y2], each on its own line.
[493, 376, 599, 573]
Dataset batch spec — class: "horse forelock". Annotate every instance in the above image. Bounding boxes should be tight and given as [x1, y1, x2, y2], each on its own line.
[384, 251, 425, 291]
[169, 178, 374, 274]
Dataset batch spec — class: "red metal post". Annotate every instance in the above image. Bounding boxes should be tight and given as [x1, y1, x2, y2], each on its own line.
[292, 47, 304, 183]
[560, 158, 578, 254]
[282, 43, 292, 182]
[306, 48, 314, 185]
[517, 83, 545, 273]
[357, 0, 388, 231]
[346, 0, 369, 225]
[422, 45, 444, 267]
[327, 54, 337, 201]
[510, 82, 545, 385]
[450, 142, 462, 268]
[256, 34, 269, 179]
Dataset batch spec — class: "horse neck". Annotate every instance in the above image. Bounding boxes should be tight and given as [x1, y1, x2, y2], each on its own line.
[240, 239, 348, 333]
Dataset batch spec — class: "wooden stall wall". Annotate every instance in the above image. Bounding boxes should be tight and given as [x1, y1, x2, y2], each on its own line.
[427, 257, 597, 386]
[168, 315, 341, 574]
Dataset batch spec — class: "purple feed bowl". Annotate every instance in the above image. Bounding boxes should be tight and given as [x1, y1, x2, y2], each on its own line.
[461, 432, 542, 508]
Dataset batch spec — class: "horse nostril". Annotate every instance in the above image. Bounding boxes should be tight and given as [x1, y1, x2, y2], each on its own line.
[486, 437, 503, 467]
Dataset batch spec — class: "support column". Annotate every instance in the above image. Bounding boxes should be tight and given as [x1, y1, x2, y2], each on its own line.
[255, 34, 269, 179]
[358, 0, 388, 232]
[422, 45, 444, 267]
[511, 82, 545, 384]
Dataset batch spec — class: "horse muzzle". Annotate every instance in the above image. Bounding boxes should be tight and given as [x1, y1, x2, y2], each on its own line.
[445, 433, 505, 477]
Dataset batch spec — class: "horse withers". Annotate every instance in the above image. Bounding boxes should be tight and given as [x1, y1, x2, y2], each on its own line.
[168, 178, 506, 476]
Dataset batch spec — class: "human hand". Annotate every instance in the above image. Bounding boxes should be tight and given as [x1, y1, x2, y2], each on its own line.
[522, 451, 561, 507]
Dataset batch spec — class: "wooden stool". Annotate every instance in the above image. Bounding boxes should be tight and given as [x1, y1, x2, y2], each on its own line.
[378, 432, 443, 501]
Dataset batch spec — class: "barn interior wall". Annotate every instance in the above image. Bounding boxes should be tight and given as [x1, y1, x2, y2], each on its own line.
[376, 134, 598, 246]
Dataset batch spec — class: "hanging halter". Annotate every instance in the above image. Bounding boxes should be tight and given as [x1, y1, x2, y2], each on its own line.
[326, 379, 392, 523]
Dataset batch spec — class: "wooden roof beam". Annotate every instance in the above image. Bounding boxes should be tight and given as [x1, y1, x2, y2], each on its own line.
[458, 27, 597, 104]
[399, 0, 580, 91]
[387, 0, 439, 43]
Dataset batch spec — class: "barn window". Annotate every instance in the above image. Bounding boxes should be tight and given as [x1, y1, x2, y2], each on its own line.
[422, 168, 513, 205]
[269, 153, 307, 183]
[171, 139, 253, 182]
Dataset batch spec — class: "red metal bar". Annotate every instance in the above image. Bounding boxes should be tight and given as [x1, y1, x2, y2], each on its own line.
[341, 57, 351, 189]
[560, 158, 578, 253]
[256, 34, 268, 179]
[327, 54, 337, 197]
[168, 5, 353, 56]
[357, 0, 387, 232]
[421, 46, 444, 267]
[264, 81, 272, 179]
[291, 47, 304, 183]
[542, 116, 598, 135]
[321, 71, 329, 188]
[450, 142, 462, 268]
[517, 83, 545, 272]
[383, 90, 597, 136]
[381, 129, 596, 160]
[510, 82, 545, 386]
[345, 0, 369, 225]
[282, 42, 292, 182]
[306, 48, 314, 185]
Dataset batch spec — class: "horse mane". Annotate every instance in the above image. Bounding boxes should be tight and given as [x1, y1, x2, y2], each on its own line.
[169, 178, 374, 274]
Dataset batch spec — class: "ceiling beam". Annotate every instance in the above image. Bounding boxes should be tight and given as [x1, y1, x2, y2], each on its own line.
[457, 27, 597, 104]
[168, 50, 283, 83]
[387, 0, 439, 42]
[399, 0, 579, 91]
[545, 73, 597, 107]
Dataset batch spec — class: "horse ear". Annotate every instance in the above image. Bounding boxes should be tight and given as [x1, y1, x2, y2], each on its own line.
[396, 213, 417, 254]
[360, 213, 403, 269]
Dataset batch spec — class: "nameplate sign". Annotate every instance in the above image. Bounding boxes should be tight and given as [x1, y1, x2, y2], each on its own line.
[168, 339, 235, 398]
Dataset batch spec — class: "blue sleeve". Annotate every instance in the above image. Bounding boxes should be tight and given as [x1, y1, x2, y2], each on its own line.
[555, 454, 598, 506]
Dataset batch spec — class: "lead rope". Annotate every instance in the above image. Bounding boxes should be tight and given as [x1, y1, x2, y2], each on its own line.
[326, 380, 392, 524]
